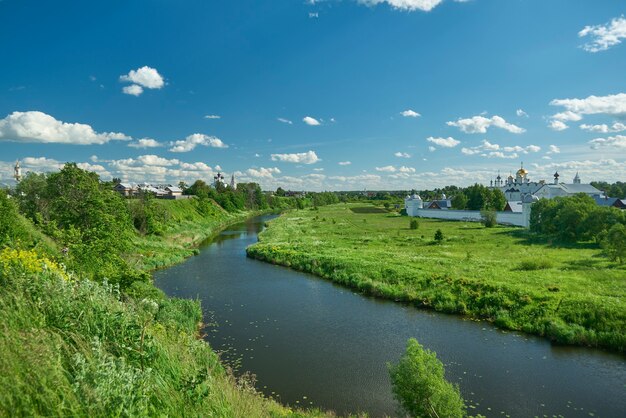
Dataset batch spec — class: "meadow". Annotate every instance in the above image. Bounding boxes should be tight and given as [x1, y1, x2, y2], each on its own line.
[247, 204, 626, 352]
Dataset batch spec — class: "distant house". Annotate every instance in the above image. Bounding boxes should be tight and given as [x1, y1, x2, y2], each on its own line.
[594, 196, 626, 209]
[114, 183, 136, 197]
[165, 186, 182, 198]
[424, 199, 452, 210]
[503, 201, 523, 213]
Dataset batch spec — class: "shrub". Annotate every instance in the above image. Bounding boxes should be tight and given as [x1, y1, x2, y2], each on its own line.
[480, 209, 497, 228]
[516, 259, 553, 271]
[434, 229, 444, 243]
[410, 219, 419, 230]
[388, 338, 465, 418]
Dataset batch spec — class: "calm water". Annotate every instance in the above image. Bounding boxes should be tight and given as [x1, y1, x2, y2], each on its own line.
[154, 215, 626, 417]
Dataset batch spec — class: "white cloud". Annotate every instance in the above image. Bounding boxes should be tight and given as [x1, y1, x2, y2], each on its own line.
[122, 84, 144, 96]
[358, 0, 443, 12]
[548, 120, 569, 131]
[120, 66, 165, 89]
[246, 167, 281, 178]
[579, 16, 626, 53]
[516, 109, 528, 117]
[400, 109, 421, 118]
[128, 138, 162, 149]
[580, 122, 626, 133]
[394, 152, 411, 158]
[375, 165, 397, 172]
[204, 115, 221, 119]
[169, 133, 228, 152]
[313, 168, 324, 172]
[338, 161, 351, 166]
[550, 93, 626, 118]
[428, 146, 436, 152]
[303, 116, 321, 126]
[0, 111, 130, 145]
[426, 136, 460, 148]
[271, 150, 320, 164]
[398, 166, 416, 173]
[589, 135, 626, 149]
[547, 145, 561, 154]
[277, 118, 293, 125]
[446, 115, 525, 134]
[461, 140, 540, 159]
[22, 157, 64, 170]
[552, 111, 583, 122]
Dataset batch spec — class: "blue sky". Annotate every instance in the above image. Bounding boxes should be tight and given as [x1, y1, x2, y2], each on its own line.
[1, 0, 625, 190]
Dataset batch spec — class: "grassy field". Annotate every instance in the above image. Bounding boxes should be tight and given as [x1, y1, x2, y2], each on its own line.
[129, 198, 260, 271]
[247, 203, 626, 352]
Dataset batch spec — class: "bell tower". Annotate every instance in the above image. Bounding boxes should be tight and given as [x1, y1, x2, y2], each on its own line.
[14, 160, 22, 182]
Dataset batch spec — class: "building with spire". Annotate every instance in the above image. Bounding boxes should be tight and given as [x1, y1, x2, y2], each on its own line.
[14, 160, 22, 182]
[230, 174, 236, 189]
[490, 164, 604, 201]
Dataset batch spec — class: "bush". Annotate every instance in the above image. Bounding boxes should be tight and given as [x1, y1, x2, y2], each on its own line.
[480, 209, 497, 228]
[516, 259, 553, 271]
[410, 219, 419, 230]
[434, 229, 444, 244]
[601, 223, 626, 264]
[388, 338, 465, 418]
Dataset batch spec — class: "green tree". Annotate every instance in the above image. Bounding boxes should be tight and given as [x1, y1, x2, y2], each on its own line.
[451, 194, 468, 210]
[388, 338, 465, 418]
[601, 223, 626, 264]
[14, 172, 49, 222]
[0, 189, 29, 247]
[410, 219, 419, 230]
[485, 189, 506, 211]
[434, 229, 444, 244]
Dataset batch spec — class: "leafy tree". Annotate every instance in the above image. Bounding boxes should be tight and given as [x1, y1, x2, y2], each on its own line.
[451, 194, 468, 210]
[485, 188, 506, 211]
[0, 189, 29, 247]
[275, 187, 286, 197]
[464, 184, 487, 211]
[14, 172, 49, 222]
[388, 338, 465, 418]
[601, 223, 626, 264]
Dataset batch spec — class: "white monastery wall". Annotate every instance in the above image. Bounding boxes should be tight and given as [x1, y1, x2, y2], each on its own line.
[410, 208, 528, 227]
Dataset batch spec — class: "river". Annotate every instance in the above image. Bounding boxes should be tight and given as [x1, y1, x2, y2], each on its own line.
[154, 215, 626, 417]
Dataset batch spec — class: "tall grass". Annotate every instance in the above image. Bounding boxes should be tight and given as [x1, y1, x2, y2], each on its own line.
[0, 249, 331, 417]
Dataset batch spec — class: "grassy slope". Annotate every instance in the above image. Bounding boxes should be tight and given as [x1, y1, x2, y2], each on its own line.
[247, 204, 626, 352]
[0, 204, 335, 417]
[129, 198, 257, 271]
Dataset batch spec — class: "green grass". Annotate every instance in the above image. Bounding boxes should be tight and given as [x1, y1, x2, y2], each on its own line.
[128, 198, 260, 271]
[0, 251, 335, 417]
[247, 203, 626, 352]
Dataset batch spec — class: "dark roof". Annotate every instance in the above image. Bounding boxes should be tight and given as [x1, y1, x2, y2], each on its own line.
[594, 196, 626, 208]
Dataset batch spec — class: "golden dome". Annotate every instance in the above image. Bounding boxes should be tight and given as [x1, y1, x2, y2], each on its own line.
[516, 168, 528, 177]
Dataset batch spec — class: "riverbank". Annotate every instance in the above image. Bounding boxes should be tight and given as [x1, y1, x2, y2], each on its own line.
[129, 198, 270, 271]
[247, 204, 626, 353]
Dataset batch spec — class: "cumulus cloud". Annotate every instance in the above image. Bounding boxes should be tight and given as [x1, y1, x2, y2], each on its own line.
[548, 120, 569, 131]
[246, 167, 281, 178]
[0, 111, 130, 145]
[428, 146, 436, 152]
[338, 161, 351, 166]
[580, 122, 626, 133]
[120, 66, 165, 89]
[461, 140, 540, 159]
[552, 111, 583, 122]
[589, 135, 626, 149]
[446, 115, 525, 134]
[120, 66, 165, 96]
[579, 16, 626, 53]
[358, 0, 443, 12]
[204, 115, 221, 119]
[375, 165, 397, 172]
[128, 138, 162, 149]
[398, 166, 416, 173]
[303, 116, 321, 126]
[122, 85, 143, 96]
[400, 109, 421, 118]
[426, 136, 460, 148]
[516, 109, 528, 117]
[169, 133, 228, 152]
[550, 93, 626, 119]
[394, 152, 411, 158]
[271, 150, 320, 164]
[277, 118, 293, 125]
[547, 145, 561, 154]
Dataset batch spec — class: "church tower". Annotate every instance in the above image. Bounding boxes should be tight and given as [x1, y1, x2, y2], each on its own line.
[573, 172, 581, 184]
[230, 174, 236, 189]
[14, 160, 22, 182]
